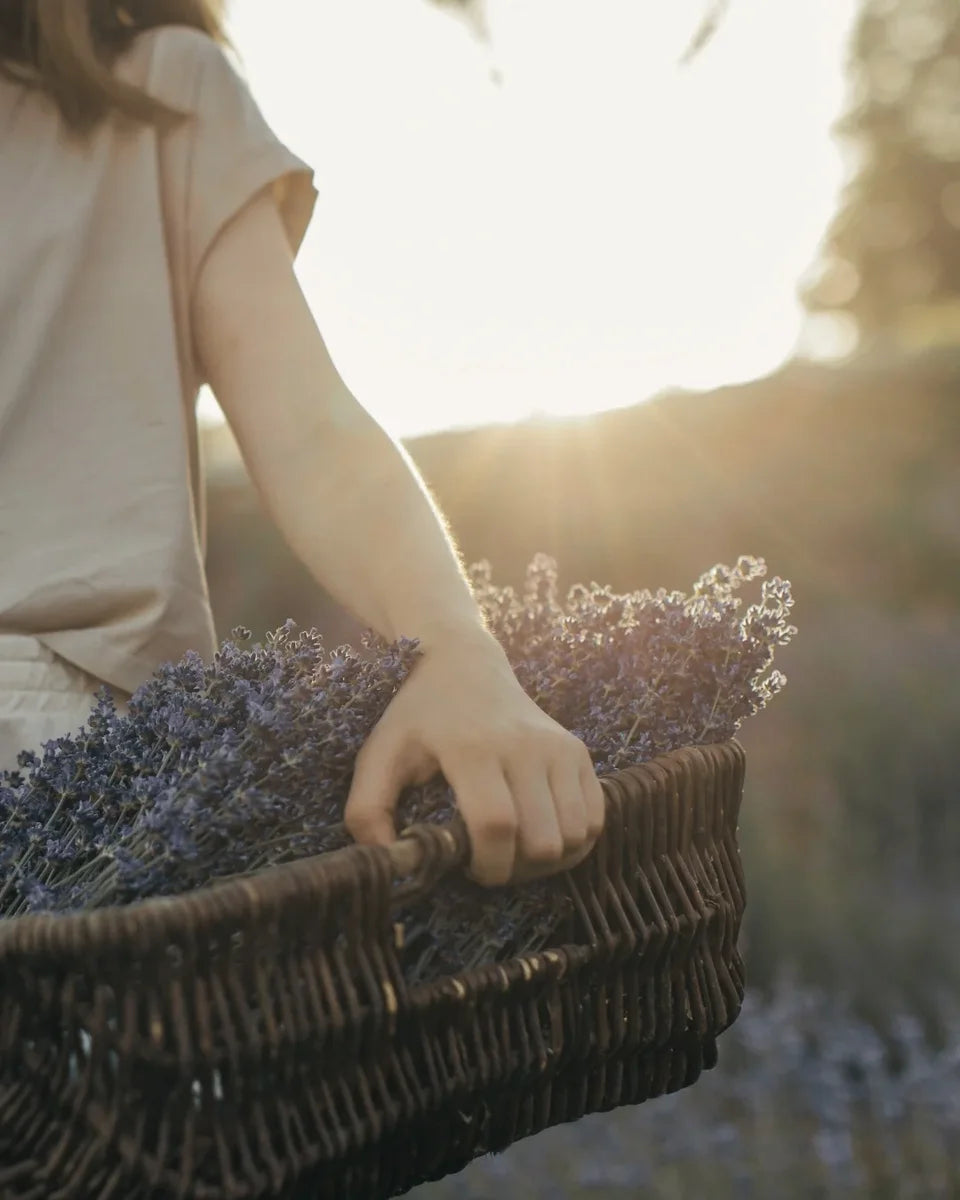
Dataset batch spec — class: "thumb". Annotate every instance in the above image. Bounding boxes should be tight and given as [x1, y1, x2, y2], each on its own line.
[344, 730, 403, 847]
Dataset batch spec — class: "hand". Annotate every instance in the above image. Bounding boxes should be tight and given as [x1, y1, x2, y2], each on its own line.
[344, 629, 606, 886]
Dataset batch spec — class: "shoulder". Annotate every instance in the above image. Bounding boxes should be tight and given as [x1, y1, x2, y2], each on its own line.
[136, 24, 234, 71]
[115, 25, 237, 108]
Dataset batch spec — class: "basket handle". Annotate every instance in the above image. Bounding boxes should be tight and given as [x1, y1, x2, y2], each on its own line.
[386, 779, 611, 906]
[387, 813, 472, 906]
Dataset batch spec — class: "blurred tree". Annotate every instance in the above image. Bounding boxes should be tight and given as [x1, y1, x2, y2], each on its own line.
[803, 0, 960, 355]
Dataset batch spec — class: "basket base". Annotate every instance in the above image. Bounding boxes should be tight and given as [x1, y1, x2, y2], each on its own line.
[294, 1031, 720, 1200]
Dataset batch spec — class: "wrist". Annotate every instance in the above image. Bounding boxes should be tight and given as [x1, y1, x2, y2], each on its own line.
[410, 617, 504, 660]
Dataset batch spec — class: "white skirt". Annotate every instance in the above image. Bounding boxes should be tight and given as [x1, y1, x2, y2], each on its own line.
[0, 633, 131, 776]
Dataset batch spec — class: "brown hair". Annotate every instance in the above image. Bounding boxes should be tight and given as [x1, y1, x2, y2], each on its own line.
[0, 0, 230, 135]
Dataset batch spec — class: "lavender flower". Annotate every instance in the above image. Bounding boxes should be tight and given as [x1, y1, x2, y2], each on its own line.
[0, 556, 795, 984]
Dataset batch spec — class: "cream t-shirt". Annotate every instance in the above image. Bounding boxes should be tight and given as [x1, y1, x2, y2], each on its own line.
[0, 26, 317, 698]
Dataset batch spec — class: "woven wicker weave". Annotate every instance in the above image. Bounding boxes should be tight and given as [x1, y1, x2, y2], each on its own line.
[0, 739, 746, 1200]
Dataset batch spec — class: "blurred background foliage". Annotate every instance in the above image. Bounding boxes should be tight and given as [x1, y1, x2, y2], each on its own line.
[803, 0, 960, 355]
[199, 0, 959, 1190]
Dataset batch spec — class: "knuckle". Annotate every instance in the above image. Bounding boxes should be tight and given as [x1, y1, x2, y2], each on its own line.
[344, 819, 368, 844]
[474, 809, 518, 841]
[539, 719, 567, 743]
[514, 718, 560, 751]
[586, 813, 606, 840]
[573, 743, 596, 772]
[447, 738, 490, 767]
[552, 740, 590, 776]
[468, 857, 512, 888]
[523, 836, 565, 863]
[497, 730, 534, 760]
[586, 776, 605, 812]
[343, 809, 373, 837]
[586, 802, 605, 837]
[560, 818, 589, 850]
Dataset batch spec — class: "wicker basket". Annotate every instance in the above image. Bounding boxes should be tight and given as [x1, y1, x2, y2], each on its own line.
[0, 739, 746, 1200]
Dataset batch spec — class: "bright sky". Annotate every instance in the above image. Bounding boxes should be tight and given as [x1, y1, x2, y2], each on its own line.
[201, 0, 859, 440]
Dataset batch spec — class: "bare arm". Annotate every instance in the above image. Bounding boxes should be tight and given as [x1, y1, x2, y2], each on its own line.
[192, 189, 490, 654]
[191, 189, 605, 885]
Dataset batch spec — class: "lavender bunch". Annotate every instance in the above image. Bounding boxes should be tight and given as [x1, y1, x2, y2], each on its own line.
[0, 555, 795, 985]
[0, 622, 422, 917]
[397, 553, 796, 978]
[475, 552, 793, 774]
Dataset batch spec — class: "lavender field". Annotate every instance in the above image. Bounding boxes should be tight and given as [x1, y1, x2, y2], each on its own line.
[409, 974, 960, 1199]
[197, 353, 960, 1197]
[406, 607, 960, 1198]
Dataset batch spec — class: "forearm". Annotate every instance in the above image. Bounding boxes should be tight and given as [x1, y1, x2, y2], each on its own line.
[248, 396, 496, 654]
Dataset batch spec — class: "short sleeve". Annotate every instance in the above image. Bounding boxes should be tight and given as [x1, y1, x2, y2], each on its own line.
[173, 33, 317, 288]
[141, 27, 318, 388]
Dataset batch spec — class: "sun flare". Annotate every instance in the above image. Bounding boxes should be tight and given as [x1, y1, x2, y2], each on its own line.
[198, 0, 859, 439]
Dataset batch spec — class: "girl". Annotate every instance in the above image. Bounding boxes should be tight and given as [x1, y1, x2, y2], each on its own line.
[0, 0, 603, 887]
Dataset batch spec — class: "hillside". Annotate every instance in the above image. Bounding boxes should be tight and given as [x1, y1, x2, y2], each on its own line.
[203, 349, 960, 642]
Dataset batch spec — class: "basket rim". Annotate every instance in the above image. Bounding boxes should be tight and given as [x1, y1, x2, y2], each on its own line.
[0, 739, 744, 961]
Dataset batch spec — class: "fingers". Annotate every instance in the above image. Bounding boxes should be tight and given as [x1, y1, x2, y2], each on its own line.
[506, 757, 566, 858]
[513, 740, 605, 875]
[511, 753, 606, 883]
[343, 728, 405, 847]
[444, 753, 518, 887]
[580, 758, 607, 842]
[509, 837, 595, 884]
[345, 713, 607, 893]
[452, 737, 606, 888]
[545, 756, 589, 851]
